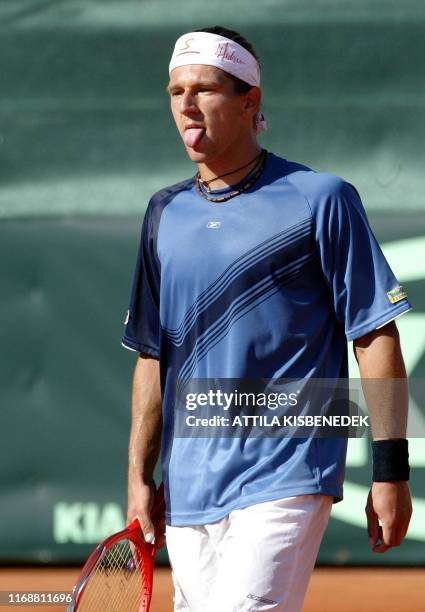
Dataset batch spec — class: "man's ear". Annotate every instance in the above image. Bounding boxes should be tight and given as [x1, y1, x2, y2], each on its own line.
[243, 86, 261, 114]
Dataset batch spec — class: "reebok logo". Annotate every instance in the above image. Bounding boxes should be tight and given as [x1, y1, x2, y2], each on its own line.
[247, 593, 277, 604]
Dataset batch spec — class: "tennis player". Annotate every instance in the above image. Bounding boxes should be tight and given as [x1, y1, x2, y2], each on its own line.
[123, 26, 412, 611]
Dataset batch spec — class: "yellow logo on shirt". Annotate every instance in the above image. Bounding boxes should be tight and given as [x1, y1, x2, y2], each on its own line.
[387, 285, 407, 304]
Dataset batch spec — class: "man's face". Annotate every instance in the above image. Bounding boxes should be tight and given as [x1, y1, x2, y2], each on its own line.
[167, 64, 254, 164]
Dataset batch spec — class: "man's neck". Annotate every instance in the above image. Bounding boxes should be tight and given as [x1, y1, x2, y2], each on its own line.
[197, 139, 262, 190]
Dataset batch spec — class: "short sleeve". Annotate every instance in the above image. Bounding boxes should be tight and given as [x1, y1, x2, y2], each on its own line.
[121, 205, 161, 358]
[314, 180, 412, 341]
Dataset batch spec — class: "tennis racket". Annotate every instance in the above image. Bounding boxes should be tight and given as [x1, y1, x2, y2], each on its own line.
[67, 483, 165, 612]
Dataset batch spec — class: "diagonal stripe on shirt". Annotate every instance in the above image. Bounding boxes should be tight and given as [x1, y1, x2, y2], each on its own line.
[176, 250, 316, 384]
[163, 218, 313, 345]
[160, 219, 316, 382]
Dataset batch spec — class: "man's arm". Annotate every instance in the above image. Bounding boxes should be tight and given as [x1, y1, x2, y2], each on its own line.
[127, 354, 164, 546]
[353, 321, 412, 553]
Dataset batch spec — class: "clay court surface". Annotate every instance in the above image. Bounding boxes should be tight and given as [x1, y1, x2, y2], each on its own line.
[0, 566, 423, 611]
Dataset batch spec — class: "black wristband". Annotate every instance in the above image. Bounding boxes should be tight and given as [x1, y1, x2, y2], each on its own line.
[372, 439, 410, 482]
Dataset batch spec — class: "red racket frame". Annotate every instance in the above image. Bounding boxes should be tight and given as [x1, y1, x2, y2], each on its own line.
[68, 483, 165, 612]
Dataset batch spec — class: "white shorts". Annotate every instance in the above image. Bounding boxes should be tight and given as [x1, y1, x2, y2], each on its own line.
[166, 494, 332, 612]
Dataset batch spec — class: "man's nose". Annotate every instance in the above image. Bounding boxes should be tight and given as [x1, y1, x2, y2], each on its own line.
[180, 91, 198, 115]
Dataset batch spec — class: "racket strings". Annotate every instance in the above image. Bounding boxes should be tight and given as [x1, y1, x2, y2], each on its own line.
[82, 542, 143, 611]
[77, 538, 151, 611]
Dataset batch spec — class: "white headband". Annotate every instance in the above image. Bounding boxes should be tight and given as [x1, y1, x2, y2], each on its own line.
[169, 31, 267, 133]
[169, 31, 260, 86]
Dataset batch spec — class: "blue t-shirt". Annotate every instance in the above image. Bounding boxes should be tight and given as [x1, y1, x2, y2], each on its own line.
[122, 152, 411, 526]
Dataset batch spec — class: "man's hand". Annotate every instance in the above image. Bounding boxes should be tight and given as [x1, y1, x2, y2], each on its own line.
[365, 481, 412, 553]
[127, 478, 166, 548]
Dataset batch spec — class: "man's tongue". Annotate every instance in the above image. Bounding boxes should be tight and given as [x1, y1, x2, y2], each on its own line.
[184, 127, 205, 148]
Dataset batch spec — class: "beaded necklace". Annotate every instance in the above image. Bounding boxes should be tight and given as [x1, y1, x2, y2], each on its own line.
[195, 149, 268, 203]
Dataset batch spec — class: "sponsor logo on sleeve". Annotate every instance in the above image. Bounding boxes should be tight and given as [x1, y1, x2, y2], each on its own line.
[387, 285, 407, 304]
